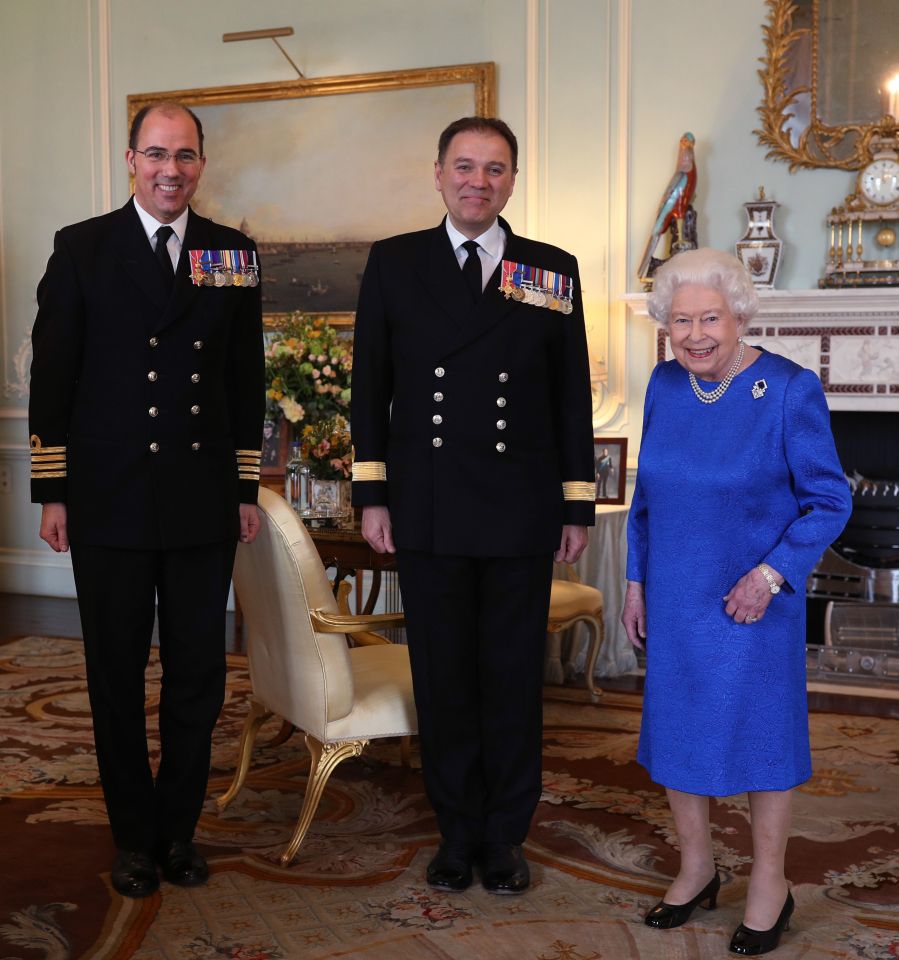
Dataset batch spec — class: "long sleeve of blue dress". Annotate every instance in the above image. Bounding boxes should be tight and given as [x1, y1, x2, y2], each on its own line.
[763, 368, 853, 590]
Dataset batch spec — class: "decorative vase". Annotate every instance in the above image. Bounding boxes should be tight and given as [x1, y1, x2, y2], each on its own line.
[735, 186, 783, 287]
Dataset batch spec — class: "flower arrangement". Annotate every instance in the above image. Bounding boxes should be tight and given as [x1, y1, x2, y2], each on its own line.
[265, 313, 352, 425]
[299, 415, 353, 480]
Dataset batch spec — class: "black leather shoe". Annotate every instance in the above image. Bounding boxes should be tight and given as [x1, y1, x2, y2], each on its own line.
[157, 840, 209, 887]
[644, 871, 720, 929]
[480, 843, 530, 895]
[111, 849, 159, 898]
[426, 841, 476, 891]
[729, 891, 794, 955]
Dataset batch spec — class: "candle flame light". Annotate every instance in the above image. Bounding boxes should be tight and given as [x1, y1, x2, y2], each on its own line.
[887, 72, 899, 120]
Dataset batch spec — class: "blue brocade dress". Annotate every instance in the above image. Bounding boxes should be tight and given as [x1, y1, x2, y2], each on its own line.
[627, 350, 851, 796]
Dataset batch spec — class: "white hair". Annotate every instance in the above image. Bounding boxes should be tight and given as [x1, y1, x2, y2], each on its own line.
[647, 248, 759, 327]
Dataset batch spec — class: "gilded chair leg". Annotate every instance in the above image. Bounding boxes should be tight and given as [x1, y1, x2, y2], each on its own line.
[583, 613, 605, 701]
[280, 735, 369, 866]
[217, 699, 273, 810]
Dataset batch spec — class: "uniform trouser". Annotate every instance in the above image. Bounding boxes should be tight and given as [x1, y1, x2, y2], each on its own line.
[70, 540, 237, 853]
[395, 550, 553, 845]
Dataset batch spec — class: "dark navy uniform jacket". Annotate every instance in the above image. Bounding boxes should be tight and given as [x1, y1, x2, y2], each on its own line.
[351, 217, 595, 557]
[29, 198, 264, 549]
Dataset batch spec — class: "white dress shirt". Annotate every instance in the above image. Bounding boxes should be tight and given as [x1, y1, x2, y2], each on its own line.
[133, 197, 188, 272]
[445, 217, 506, 292]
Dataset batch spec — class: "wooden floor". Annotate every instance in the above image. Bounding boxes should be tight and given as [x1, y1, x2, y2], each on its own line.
[1, 591, 897, 719]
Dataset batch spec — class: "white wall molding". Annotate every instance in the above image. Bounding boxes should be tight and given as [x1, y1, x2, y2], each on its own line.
[89, 0, 113, 215]
[539, 1, 551, 236]
[0, 547, 76, 598]
[0, 546, 237, 608]
[592, 0, 631, 432]
[524, 0, 540, 238]
[5, 329, 30, 400]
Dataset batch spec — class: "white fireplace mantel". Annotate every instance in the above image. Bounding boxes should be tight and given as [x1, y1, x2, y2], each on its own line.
[623, 288, 899, 411]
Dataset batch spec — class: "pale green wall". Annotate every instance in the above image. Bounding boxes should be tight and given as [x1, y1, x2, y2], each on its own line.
[0, 0, 864, 595]
[630, 0, 847, 289]
[0, 0, 107, 594]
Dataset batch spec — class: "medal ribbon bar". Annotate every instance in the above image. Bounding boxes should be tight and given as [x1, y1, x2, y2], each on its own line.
[188, 249, 260, 287]
[498, 259, 573, 313]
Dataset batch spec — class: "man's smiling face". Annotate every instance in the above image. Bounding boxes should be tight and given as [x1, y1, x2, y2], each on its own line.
[434, 130, 516, 239]
[126, 108, 206, 223]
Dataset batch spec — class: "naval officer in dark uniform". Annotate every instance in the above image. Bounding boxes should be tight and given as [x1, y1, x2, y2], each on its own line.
[29, 102, 264, 898]
[351, 117, 595, 894]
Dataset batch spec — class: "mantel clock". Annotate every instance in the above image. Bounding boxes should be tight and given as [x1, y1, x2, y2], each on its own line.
[821, 123, 899, 288]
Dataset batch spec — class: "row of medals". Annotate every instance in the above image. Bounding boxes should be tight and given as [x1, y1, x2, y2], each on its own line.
[195, 268, 260, 288]
[500, 280, 573, 313]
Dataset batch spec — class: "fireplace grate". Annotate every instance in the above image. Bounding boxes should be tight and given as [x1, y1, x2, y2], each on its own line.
[806, 601, 899, 684]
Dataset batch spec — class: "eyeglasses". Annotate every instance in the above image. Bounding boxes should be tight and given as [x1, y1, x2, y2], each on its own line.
[133, 148, 203, 165]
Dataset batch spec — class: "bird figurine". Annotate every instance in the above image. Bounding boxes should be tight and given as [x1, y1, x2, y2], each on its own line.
[638, 132, 697, 286]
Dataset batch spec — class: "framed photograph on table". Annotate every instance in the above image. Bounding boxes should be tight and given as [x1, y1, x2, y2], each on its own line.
[594, 437, 627, 504]
[128, 62, 496, 329]
[261, 419, 289, 477]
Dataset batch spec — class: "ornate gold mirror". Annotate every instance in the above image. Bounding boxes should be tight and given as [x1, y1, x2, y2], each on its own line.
[756, 0, 899, 170]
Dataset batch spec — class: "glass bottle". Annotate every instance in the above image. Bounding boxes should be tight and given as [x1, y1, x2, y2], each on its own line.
[297, 462, 314, 518]
[284, 442, 303, 509]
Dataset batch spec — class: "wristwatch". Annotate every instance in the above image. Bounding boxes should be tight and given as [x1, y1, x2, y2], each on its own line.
[757, 563, 781, 595]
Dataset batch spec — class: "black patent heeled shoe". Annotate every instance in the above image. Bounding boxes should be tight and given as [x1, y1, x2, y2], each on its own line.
[729, 890, 794, 955]
[644, 871, 721, 929]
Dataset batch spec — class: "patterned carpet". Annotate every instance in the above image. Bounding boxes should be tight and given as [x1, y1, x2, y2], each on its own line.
[0, 635, 897, 960]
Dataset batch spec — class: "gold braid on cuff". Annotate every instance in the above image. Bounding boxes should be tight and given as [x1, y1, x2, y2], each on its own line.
[563, 480, 595, 502]
[30, 435, 67, 479]
[236, 448, 262, 480]
[352, 461, 387, 482]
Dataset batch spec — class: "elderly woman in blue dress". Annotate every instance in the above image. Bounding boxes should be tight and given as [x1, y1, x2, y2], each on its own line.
[622, 249, 850, 956]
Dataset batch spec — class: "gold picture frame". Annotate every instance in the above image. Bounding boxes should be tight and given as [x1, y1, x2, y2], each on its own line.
[128, 62, 496, 327]
[756, 0, 897, 171]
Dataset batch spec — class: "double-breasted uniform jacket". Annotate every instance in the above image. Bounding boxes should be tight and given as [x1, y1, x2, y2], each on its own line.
[29, 198, 264, 547]
[351, 217, 595, 555]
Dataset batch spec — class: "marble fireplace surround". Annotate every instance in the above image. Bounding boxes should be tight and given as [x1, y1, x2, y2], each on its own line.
[625, 288, 899, 412]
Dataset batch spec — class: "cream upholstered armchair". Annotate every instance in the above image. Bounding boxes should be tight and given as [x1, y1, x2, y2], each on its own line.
[546, 566, 605, 701]
[217, 486, 417, 866]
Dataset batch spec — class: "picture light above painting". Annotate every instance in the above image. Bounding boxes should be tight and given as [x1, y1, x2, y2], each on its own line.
[128, 63, 496, 327]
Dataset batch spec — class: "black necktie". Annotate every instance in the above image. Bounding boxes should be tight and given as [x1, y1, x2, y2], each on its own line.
[154, 225, 175, 287]
[461, 240, 482, 302]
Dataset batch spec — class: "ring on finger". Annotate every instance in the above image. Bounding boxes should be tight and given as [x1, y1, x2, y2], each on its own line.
[745, 614, 759, 623]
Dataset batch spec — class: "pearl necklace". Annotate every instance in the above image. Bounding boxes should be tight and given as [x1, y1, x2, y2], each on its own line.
[688, 340, 745, 404]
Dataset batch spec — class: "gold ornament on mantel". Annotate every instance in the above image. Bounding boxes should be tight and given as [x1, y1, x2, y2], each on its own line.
[821, 123, 899, 288]
[875, 226, 896, 248]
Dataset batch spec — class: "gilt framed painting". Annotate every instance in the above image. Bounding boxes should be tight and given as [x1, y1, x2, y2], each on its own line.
[128, 63, 495, 327]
